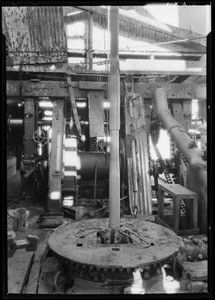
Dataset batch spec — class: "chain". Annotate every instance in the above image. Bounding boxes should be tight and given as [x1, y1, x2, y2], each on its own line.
[152, 141, 187, 216]
[152, 142, 172, 184]
[178, 149, 189, 167]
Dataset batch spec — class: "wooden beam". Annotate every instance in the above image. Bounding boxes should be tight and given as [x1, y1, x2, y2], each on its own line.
[172, 102, 187, 130]
[23, 99, 36, 157]
[72, 6, 206, 48]
[79, 82, 206, 100]
[6, 55, 206, 75]
[47, 100, 65, 212]
[6, 80, 87, 98]
[6, 80, 206, 100]
[79, 81, 107, 90]
[117, 59, 206, 75]
[67, 77, 82, 137]
[67, 51, 203, 60]
[88, 90, 105, 137]
[88, 11, 93, 70]
[8, 250, 34, 293]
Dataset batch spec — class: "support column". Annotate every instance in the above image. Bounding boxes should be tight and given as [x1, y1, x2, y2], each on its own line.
[23, 98, 36, 159]
[47, 100, 65, 212]
[109, 6, 120, 229]
[86, 11, 93, 71]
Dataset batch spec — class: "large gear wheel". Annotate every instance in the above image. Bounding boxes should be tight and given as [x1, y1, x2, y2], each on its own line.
[48, 218, 181, 283]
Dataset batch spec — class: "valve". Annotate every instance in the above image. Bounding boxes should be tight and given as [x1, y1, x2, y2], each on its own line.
[32, 130, 49, 146]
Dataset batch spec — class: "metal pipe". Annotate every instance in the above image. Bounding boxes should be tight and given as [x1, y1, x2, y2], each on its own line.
[8, 119, 88, 128]
[136, 130, 152, 215]
[109, 6, 120, 230]
[8, 118, 23, 130]
[154, 87, 207, 188]
[131, 139, 138, 211]
[93, 162, 98, 199]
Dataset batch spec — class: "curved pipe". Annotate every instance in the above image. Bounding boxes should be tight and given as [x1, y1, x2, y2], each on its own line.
[154, 87, 207, 188]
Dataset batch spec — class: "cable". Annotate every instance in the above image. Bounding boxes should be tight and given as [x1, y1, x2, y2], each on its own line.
[122, 37, 206, 51]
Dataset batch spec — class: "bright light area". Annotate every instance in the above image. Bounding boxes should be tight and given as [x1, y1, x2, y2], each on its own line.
[67, 39, 85, 51]
[44, 110, 53, 116]
[67, 22, 85, 37]
[48, 128, 52, 139]
[149, 136, 157, 160]
[64, 152, 76, 167]
[161, 266, 180, 293]
[63, 196, 74, 208]
[92, 25, 171, 53]
[103, 101, 110, 108]
[50, 191, 61, 200]
[206, 6, 211, 35]
[178, 5, 211, 36]
[38, 144, 42, 156]
[80, 121, 89, 125]
[93, 26, 110, 51]
[191, 99, 199, 120]
[76, 102, 87, 108]
[81, 135, 86, 142]
[129, 269, 145, 294]
[98, 136, 111, 143]
[65, 137, 77, 148]
[145, 4, 179, 27]
[66, 10, 82, 17]
[39, 101, 53, 108]
[42, 126, 51, 131]
[157, 130, 171, 159]
[117, 59, 200, 72]
[119, 6, 172, 32]
[42, 117, 52, 121]
[63, 137, 81, 171]
[13, 65, 20, 71]
[149, 129, 171, 160]
[49, 65, 56, 71]
[68, 57, 85, 65]
[64, 171, 77, 176]
[189, 129, 200, 134]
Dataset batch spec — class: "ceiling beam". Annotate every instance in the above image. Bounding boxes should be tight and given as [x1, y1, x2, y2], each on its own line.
[6, 80, 206, 100]
[70, 6, 206, 48]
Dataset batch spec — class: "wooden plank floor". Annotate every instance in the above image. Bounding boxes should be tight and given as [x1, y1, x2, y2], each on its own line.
[8, 249, 34, 294]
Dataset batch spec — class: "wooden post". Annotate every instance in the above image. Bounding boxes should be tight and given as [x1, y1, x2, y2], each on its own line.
[47, 100, 65, 213]
[23, 98, 36, 159]
[86, 11, 93, 70]
[157, 188, 164, 219]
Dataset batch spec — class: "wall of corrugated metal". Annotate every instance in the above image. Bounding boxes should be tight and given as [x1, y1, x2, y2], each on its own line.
[28, 6, 67, 52]
[2, 6, 67, 65]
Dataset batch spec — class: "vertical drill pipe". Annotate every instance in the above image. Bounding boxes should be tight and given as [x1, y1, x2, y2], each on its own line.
[93, 162, 98, 199]
[154, 87, 207, 188]
[109, 6, 120, 229]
